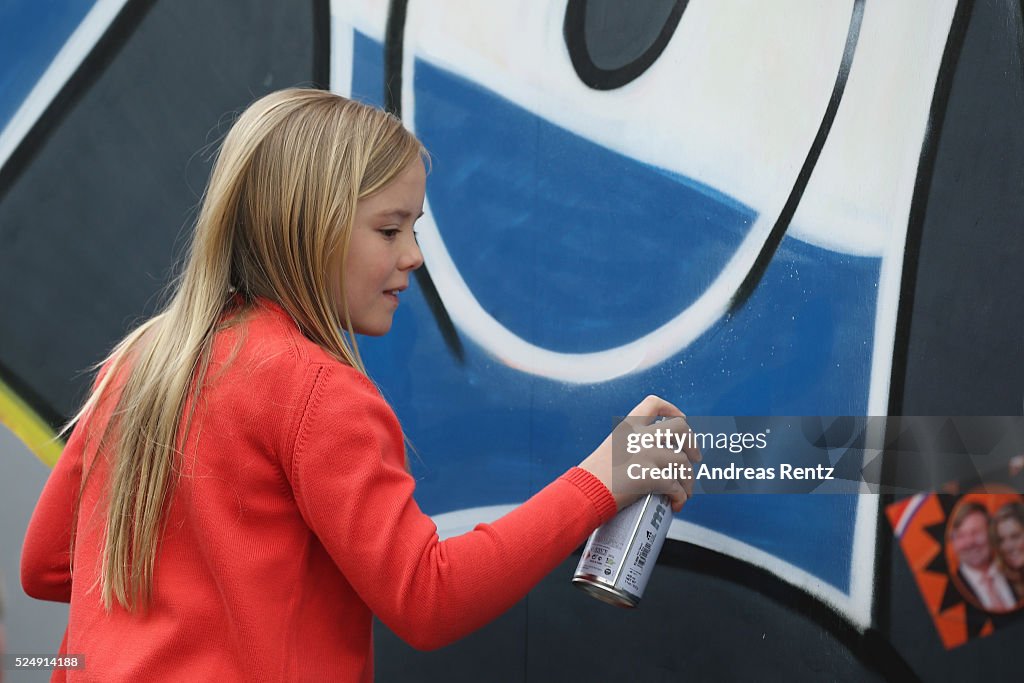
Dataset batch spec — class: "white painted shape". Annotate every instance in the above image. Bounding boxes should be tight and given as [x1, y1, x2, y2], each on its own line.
[866, 0, 960, 420]
[329, 0, 389, 43]
[847, 494, 880, 630]
[789, 0, 961, 256]
[330, 13, 353, 97]
[330, 0, 393, 97]
[0, 0, 130, 173]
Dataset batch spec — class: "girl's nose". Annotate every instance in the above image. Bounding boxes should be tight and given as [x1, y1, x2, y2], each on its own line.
[400, 238, 424, 271]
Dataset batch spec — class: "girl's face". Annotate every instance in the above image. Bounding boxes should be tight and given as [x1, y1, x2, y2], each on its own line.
[996, 516, 1024, 571]
[343, 158, 425, 335]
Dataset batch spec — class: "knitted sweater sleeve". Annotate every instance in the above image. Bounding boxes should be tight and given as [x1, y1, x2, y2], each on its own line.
[288, 364, 618, 651]
[20, 417, 85, 603]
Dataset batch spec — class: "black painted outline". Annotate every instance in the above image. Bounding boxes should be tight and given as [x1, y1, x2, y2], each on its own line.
[878, 0, 976, 645]
[383, 0, 408, 112]
[728, 0, 866, 313]
[1018, 0, 1024, 81]
[311, 0, 331, 89]
[563, 0, 689, 90]
[384, 0, 465, 363]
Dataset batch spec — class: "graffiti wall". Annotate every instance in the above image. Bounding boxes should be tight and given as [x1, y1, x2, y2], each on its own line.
[2, 0, 1022, 680]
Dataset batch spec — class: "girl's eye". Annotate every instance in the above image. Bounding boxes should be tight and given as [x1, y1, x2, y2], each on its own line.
[379, 228, 400, 239]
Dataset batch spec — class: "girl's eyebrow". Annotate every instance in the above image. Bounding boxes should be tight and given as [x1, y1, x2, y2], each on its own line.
[376, 209, 425, 220]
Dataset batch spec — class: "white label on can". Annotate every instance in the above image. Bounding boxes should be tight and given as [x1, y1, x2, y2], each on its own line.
[574, 494, 670, 600]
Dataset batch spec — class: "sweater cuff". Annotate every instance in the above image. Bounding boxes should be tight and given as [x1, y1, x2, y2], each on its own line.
[559, 467, 618, 524]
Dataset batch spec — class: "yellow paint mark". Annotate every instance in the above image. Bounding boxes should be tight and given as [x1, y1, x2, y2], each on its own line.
[0, 377, 63, 468]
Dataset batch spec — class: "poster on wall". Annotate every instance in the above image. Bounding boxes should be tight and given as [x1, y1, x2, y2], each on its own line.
[888, 472, 1024, 648]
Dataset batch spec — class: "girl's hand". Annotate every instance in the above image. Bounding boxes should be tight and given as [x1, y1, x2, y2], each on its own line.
[577, 395, 702, 513]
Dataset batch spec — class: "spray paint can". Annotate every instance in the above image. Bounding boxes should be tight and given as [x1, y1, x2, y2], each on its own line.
[572, 493, 671, 607]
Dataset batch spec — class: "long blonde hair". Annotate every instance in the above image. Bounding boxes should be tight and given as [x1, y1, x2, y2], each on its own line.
[68, 88, 424, 612]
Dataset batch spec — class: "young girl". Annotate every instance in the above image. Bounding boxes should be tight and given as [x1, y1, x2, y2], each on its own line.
[20, 88, 698, 681]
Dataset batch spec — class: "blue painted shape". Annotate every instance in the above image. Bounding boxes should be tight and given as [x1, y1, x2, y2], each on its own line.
[0, 0, 97, 137]
[351, 30, 385, 109]
[352, 41, 879, 593]
[414, 58, 757, 353]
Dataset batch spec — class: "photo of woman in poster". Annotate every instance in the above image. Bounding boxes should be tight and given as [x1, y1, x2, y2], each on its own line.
[991, 502, 1024, 603]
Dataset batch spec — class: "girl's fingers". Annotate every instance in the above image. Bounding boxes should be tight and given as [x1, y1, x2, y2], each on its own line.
[623, 395, 686, 430]
[668, 481, 689, 512]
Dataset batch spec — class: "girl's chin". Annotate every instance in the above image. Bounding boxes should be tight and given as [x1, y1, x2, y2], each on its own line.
[350, 320, 394, 336]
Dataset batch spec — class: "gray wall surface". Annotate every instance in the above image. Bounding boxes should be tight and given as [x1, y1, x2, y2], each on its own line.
[1, 425, 68, 683]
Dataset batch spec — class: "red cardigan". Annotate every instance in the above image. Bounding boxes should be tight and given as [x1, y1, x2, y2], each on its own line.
[21, 299, 618, 682]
